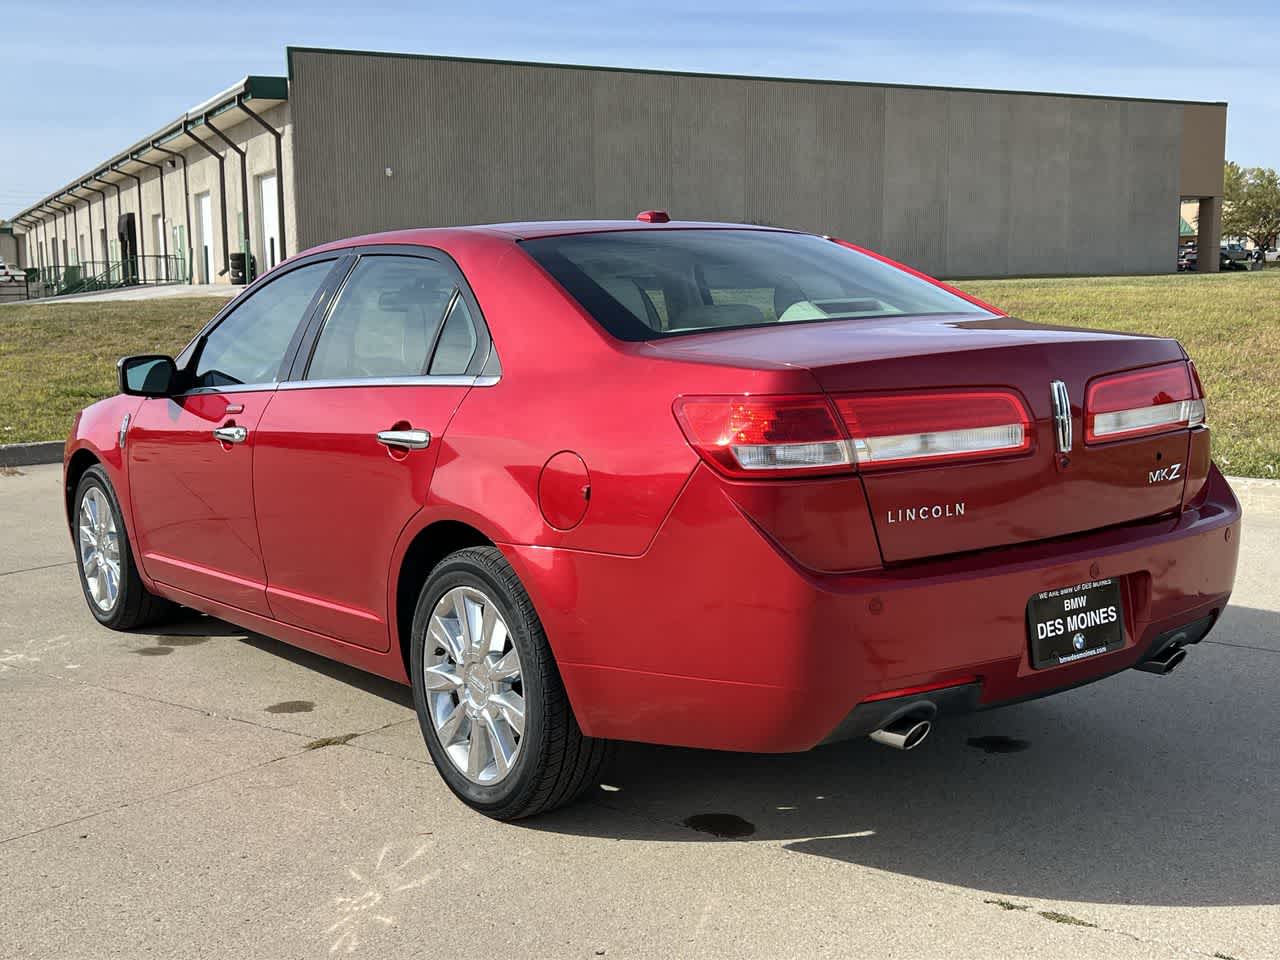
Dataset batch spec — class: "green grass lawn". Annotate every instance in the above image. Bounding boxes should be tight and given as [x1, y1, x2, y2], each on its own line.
[1, 272, 1277, 477]
[0, 298, 224, 447]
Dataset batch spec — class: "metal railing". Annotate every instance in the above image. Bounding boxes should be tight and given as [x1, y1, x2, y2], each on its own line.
[0, 273, 33, 304]
[28, 254, 191, 298]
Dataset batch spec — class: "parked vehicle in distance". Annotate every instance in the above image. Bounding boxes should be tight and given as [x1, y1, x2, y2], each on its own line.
[1177, 249, 1195, 272]
[0, 258, 25, 283]
[64, 216, 1241, 819]
[1266, 248, 1280, 264]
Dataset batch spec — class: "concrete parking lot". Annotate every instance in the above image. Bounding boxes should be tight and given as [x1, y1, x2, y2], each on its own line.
[2, 463, 1278, 960]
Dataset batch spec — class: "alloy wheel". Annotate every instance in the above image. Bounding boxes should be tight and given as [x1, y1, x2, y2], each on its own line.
[423, 586, 525, 785]
[78, 487, 121, 612]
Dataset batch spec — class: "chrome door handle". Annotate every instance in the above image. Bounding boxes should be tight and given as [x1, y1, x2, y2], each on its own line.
[376, 428, 431, 450]
[213, 426, 248, 444]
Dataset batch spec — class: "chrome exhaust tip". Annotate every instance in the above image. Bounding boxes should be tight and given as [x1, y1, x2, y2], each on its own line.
[1135, 645, 1187, 675]
[868, 716, 932, 751]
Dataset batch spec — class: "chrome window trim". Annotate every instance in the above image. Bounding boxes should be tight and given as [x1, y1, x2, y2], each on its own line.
[176, 381, 280, 397]
[277, 374, 500, 391]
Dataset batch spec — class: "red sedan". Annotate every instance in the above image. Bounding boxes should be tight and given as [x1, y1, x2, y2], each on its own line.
[65, 217, 1240, 819]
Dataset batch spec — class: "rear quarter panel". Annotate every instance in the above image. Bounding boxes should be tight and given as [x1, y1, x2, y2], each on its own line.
[430, 240, 821, 556]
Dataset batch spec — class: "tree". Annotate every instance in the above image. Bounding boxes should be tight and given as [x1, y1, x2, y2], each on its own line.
[1222, 161, 1280, 251]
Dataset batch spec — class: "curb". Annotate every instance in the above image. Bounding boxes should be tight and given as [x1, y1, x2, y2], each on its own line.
[0, 441, 64, 468]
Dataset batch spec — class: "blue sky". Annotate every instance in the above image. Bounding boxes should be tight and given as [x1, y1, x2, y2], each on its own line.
[3, 0, 1276, 217]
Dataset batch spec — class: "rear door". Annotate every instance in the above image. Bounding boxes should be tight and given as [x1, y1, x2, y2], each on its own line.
[253, 248, 492, 650]
[128, 258, 341, 612]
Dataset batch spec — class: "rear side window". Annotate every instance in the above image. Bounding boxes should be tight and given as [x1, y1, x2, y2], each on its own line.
[307, 255, 456, 380]
[520, 229, 987, 341]
[428, 297, 479, 375]
[193, 261, 332, 388]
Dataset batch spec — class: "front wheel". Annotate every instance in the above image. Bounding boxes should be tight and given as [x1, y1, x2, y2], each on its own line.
[409, 546, 610, 820]
[73, 466, 174, 630]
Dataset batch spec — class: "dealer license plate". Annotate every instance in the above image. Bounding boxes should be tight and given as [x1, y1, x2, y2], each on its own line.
[1027, 578, 1124, 669]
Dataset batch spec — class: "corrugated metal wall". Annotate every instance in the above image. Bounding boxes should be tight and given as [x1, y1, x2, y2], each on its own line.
[290, 50, 1184, 277]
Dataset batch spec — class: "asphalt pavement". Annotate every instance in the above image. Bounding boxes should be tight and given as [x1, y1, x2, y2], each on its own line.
[2, 463, 1278, 959]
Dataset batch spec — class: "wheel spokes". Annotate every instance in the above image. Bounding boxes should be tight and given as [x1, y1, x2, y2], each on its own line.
[490, 648, 521, 684]
[437, 701, 467, 746]
[490, 692, 525, 737]
[483, 711, 514, 778]
[424, 585, 524, 786]
[423, 663, 462, 691]
[430, 614, 465, 665]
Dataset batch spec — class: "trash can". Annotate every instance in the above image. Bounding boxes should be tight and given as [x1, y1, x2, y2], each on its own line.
[230, 252, 257, 285]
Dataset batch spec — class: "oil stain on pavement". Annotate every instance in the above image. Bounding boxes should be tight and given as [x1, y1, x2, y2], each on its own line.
[683, 813, 757, 838]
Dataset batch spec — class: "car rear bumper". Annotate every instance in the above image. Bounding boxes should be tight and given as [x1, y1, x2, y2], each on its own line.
[505, 463, 1240, 753]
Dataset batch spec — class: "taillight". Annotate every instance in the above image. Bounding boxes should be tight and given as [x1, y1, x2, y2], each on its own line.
[673, 395, 853, 478]
[1085, 361, 1205, 444]
[833, 390, 1033, 469]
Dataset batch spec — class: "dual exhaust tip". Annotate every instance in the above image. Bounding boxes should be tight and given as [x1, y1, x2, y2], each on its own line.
[868, 643, 1191, 749]
[869, 715, 932, 751]
[1134, 644, 1187, 675]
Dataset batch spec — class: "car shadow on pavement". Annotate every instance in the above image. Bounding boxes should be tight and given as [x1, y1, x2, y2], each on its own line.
[527, 603, 1280, 909]
[147, 610, 414, 708]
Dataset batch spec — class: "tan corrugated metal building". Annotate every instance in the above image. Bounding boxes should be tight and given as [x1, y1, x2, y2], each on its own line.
[9, 47, 1229, 286]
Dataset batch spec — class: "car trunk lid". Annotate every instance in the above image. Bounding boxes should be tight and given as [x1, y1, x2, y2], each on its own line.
[648, 313, 1195, 562]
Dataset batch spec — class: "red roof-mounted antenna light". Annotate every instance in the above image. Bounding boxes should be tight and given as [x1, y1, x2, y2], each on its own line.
[636, 210, 670, 223]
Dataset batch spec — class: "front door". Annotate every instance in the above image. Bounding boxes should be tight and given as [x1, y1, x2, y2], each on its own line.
[253, 252, 486, 649]
[128, 259, 338, 614]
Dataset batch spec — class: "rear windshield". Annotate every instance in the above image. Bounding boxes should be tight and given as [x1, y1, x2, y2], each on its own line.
[520, 229, 987, 341]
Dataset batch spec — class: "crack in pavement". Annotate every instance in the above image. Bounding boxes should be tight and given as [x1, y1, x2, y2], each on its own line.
[1204, 638, 1280, 655]
[0, 560, 75, 578]
[0, 746, 316, 846]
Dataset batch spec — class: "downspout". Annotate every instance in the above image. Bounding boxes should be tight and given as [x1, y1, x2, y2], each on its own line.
[239, 99, 287, 260]
[134, 157, 168, 278]
[81, 186, 96, 268]
[82, 184, 106, 269]
[205, 114, 250, 278]
[186, 122, 230, 277]
[115, 164, 147, 283]
[91, 174, 122, 280]
[69, 198, 80, 264]
[152, 144, 192, 284]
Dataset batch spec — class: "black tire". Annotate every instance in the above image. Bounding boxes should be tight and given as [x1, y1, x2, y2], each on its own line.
[409, 546, 611, 820]
[73, 466, 175, 630]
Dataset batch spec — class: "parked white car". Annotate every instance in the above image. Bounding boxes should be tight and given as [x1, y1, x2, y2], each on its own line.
[0, 258, 26, 284]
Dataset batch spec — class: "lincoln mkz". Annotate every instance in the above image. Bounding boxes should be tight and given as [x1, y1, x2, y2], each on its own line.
[65, 216, 1241, 818]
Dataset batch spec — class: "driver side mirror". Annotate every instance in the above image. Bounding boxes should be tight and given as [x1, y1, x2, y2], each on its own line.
[118, 355, 178, 397]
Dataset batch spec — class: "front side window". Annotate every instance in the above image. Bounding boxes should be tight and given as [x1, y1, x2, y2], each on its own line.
[307, 255, 457, 380]
[520, 229, 988, 341]
[193, 261, 332, 388]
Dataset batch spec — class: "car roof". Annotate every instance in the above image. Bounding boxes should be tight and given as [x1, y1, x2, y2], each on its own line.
[301, 219, 802, 256]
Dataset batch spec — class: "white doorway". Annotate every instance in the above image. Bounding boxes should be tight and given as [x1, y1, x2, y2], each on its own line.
[194, 192, 213, 284]
[257, 173, 279, 270]
[152, 214, 167, 280]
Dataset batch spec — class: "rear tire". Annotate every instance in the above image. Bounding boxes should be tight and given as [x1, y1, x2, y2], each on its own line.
[410, 546, 611, 820]
[73, 466, 175, 630]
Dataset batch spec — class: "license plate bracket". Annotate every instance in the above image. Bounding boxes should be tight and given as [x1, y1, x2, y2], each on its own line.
[1027, 578, 1124, 669]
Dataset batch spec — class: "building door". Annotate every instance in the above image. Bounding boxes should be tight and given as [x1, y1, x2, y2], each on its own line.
[195, 192, 213, 283]
[172, 224, 187, 282]
[152, 214, 167, 280]
[257, 174, 279, 270]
